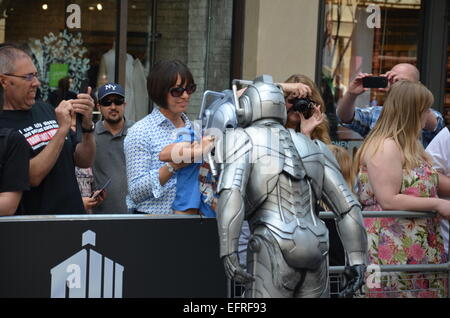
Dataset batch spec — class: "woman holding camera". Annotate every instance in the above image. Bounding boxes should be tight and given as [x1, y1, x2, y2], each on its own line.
[284, 74, 332, 144]
[283, 74, 347, 275]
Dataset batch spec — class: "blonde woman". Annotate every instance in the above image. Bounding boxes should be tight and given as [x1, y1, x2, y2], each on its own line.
[284, 74, 331, 144]
[354, 80, 450, 298]
[328, 144, 355, 191]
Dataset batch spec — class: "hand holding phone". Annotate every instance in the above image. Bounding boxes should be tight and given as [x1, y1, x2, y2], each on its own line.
[75, 80, 90, 142]
[91, 178, 111, 199]
[362, 76, 388, 89]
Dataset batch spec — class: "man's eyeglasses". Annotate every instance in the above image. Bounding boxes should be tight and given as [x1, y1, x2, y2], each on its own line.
[3, 72, 39, 82]
[99, 97, 125, 107]
[169, 84, 197, 98]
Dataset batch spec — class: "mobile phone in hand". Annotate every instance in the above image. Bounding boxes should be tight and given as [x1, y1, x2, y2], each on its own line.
[91, 189, 105, 200]
[79, 79, 89, 95]
[91, 178, 111, 199]
[362, 76, 388, 89]
[76, 79, 90, 142]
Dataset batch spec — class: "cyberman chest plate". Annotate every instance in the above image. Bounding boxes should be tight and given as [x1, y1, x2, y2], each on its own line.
[243, 123, 325, 214]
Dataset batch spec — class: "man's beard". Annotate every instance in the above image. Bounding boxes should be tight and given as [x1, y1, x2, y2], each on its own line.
[104, 116, 123, 124]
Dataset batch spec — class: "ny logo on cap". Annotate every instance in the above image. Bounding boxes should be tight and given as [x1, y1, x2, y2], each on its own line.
[105, 84, 117, 91]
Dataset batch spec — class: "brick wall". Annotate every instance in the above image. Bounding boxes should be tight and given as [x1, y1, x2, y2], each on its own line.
[155, 0, 189, 64]
[187, 0, 233, 120]
[187, 0, 208, 119]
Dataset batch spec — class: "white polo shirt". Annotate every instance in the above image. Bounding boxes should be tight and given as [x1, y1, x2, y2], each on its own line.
[426, 127, 450, 254]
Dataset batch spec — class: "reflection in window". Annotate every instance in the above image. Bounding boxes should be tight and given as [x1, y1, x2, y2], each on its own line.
[321, 0, 422, 139]
[0, 0, 118, 102]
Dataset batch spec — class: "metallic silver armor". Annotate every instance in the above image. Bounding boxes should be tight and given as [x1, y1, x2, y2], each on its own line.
[213, 75, 368, 298]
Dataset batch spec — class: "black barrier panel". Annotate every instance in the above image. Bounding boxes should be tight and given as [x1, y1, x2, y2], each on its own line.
[0, 216, 227, 298]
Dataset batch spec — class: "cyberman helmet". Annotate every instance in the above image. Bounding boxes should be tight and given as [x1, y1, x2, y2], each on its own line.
[198, 89, 238, 132]
[199, 75, 287, 131]
[198, 75, 288, 177]
[233, 75, 287, 128]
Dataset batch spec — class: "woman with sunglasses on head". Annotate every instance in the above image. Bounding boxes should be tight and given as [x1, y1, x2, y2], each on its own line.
[124, 60, 200, 214]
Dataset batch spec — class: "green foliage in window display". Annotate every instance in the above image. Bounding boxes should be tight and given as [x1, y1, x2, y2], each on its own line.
[30, 29, 90, 101]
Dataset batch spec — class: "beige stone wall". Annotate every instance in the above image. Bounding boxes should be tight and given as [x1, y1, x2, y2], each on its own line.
[243, 0, 320, 83]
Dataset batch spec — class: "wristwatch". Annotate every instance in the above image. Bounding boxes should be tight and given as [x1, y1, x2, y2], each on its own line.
[166, 163, 176, 174]
[82, 122, 95, 133]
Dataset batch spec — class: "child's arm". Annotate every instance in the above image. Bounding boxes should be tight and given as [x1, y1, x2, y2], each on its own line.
[191, 136, 215, 160]
[160, 136, 215, 163]
[159, 141, 193, 163]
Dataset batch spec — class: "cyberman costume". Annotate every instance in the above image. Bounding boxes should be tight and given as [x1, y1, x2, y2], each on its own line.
[200, 75, 368, 298]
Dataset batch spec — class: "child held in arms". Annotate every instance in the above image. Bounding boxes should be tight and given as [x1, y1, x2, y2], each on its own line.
[159, 123, 216, 216]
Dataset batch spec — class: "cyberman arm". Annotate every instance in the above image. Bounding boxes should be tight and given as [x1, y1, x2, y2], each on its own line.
[315, 141, 368, 297]
[216, 129, 254, 283]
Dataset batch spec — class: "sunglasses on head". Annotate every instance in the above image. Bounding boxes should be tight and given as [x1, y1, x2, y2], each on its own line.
[169, 84, 197, 98]
[99, 97, 125, 107]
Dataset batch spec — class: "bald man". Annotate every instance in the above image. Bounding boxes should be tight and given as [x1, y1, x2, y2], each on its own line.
[336, 63, 445, 147]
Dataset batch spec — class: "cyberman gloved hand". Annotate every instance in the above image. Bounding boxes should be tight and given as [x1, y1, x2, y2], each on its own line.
[223, 253, 255, 284]
[339, 264, 367, 298]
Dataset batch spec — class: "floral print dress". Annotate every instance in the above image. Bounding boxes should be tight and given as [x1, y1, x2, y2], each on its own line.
[357, 162, 448, 298]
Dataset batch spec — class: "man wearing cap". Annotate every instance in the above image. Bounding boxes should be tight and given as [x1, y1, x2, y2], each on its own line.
[92, 83, 134, 214]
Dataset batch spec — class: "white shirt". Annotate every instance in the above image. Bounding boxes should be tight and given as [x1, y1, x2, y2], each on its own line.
[426, 127, 450, 254]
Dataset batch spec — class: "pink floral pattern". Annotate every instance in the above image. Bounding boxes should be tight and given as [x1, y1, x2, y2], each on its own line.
[357, 162, 448, 298]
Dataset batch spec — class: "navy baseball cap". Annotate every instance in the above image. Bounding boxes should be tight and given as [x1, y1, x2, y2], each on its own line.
[97, 83, 125, 101]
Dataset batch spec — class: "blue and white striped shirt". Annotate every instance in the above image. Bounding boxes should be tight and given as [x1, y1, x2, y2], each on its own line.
[124, 107, 191, 214]
[341, 106, 445, 148]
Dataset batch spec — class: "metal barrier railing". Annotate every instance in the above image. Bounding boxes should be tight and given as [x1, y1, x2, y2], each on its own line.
[231, 210, 450, 298]
[319, 211, 438, 219]
[325, 210, 449, 298]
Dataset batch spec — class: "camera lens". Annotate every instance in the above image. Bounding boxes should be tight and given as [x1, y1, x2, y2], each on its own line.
[291, 98, 315, 119]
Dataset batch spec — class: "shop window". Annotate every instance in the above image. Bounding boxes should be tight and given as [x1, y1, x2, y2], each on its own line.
[0, 0, 118, 105]
[0, 0, 234, 122]
[124, 0, 233, 120]
[320, 0, 422, 142]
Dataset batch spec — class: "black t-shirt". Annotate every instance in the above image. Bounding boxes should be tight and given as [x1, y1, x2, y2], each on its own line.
[0, 101, 85, 215]
[0, 128, 30, 193]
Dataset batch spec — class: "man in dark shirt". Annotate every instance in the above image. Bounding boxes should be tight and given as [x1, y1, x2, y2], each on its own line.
[0, 128, 30, 215]
[0, 45, 95, 215]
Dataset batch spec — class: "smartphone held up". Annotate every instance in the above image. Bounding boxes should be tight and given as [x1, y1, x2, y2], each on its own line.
[362, 76, 388, 89]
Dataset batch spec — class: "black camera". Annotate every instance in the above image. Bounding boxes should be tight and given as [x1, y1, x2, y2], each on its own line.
[289, 97, 316, 119]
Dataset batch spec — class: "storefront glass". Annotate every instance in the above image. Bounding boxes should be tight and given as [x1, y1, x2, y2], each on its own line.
[319, 0, 422, 140]
[124, 0, 233, 119]
[0, 0, 234, 121]
[0, 0, 118, 105]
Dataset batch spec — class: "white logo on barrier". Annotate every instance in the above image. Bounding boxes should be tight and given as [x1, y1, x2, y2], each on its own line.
[66, 264, 82, 289]
[366, 264, 381, 289]
[366, 5, 381, 29]
[66, 4, 81, 29]
[50, 230, 124, 298]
